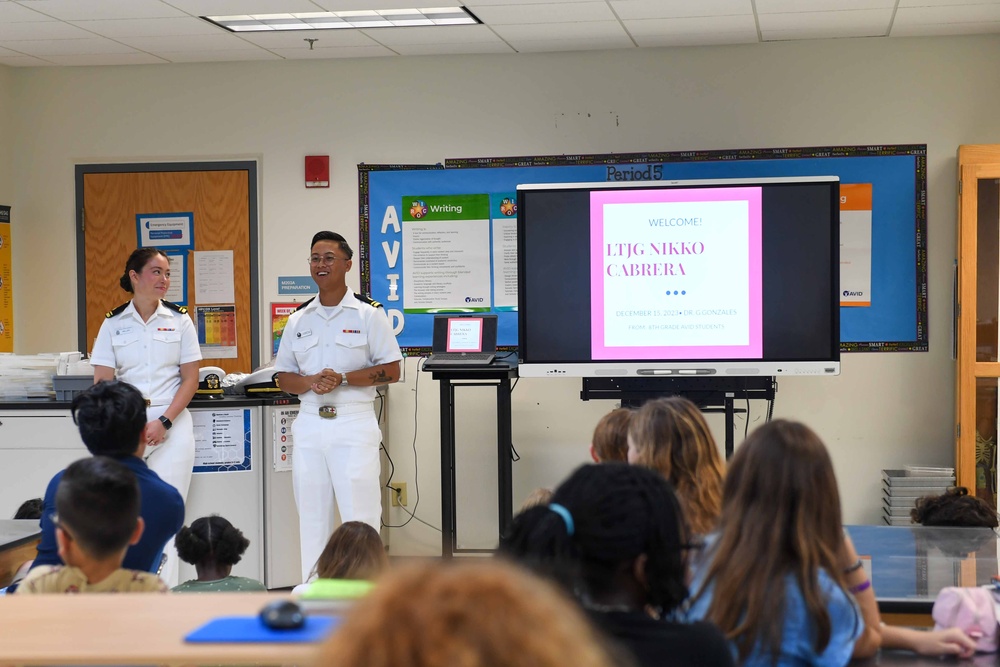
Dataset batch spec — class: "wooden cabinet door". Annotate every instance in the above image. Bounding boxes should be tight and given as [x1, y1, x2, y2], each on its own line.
[77, 164, 257, 375]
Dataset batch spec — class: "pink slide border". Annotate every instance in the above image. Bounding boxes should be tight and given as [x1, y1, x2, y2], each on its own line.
[590, 187, 763, 360]
[446, 316, 483, 352]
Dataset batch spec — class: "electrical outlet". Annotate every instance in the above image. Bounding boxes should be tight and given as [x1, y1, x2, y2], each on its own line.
[390, 482, 408, 507]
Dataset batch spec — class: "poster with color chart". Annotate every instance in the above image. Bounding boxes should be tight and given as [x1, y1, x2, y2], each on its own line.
[196, 304, 237, 358]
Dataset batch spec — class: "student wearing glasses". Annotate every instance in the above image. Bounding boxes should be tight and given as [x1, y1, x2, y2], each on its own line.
[274, 231, 402, 583]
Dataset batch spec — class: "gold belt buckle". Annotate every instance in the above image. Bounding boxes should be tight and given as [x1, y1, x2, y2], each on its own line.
[144, 398, 151, 407]
[318, 406, 338, 419]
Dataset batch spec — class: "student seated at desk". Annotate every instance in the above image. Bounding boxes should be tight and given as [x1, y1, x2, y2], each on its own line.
[500, 463, 734, 667]
[0, 499, 44, 594]
[172, 515, 265, 593]
[17, 457, 168, 594]
[291, 521, 386, 595]
[31, 381, 185, 578]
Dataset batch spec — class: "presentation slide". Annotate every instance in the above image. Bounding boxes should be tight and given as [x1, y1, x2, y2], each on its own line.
[590, 187, 764, 360]
[447, 317, 483, 352]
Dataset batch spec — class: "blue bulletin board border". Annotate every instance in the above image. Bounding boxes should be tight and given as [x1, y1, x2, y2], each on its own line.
[359, 145, 927, 354]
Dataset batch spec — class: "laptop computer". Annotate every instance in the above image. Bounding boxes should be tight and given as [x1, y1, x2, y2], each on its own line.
[423, 315, 498, 368]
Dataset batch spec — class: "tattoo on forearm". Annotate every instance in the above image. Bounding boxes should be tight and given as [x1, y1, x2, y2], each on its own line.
[368, 368, 391, 384]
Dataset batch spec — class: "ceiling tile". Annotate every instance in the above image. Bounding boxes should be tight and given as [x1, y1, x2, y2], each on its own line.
[157, 48, 284, 62]
[166, 0, 329, 14]
[894, 4, 1000, 24]
[114, 32, 251, 51]
[1, 37, 138, 56]
[0, 2, 56, 22]
[391, 41, 516, 54]
[756, 0, 895, 12]
[758, 8, 893, 31]
[891, 20, 1000, 35]
[609, 0, 752, 20]
[465, 0, 597, 5]
[0, 54, 56, 66]
[268, 44, 396, 57]
[0, 20, 93, 39]
[312, 0, 461, 9]
[68, 17, 222, 38]
[507, 34, 634, 50]
[234, 28, 381, 48]
[897, 0, 1000, 6]
[624, 14, 757, 37]
[363, 24, 501, 45]
[470, 2, 614, 25]
[22, 0, 186, 21]
[632, 30, 758, 46]
[42, 52, 168, 65]
[492, 19, 629, 40]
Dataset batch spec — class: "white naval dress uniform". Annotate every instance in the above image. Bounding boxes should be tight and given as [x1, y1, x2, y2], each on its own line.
[273, 292, 402, 582]
[90, 299, 201, 586]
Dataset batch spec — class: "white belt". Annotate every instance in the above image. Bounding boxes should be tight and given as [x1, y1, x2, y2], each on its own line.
[299, 402, 374, 419]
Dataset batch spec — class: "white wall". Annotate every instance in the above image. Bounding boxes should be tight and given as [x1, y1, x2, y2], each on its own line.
[7, 35, 1000, 554]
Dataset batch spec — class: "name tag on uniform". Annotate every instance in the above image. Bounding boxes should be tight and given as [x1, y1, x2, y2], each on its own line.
[296, 329, 313, 339]
[115, 327, 134, 336]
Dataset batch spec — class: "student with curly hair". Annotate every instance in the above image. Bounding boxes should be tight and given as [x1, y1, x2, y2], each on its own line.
[500, 463, 733, 667]
[911, 486, 999, 527]
[172, 515, 265, 592]
[319, 559, 619, 667]
[627, 396, 724, 537]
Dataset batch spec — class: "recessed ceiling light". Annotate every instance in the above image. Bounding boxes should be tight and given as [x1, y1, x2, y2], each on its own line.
[202, 6, 480, 32]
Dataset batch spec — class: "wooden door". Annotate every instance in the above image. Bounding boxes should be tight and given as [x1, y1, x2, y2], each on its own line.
[956, 146, 1000, 505]
[77, 163, 258, 375]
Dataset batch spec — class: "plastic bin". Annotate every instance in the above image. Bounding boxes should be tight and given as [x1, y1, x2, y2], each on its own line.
[52, 375, 94, 401]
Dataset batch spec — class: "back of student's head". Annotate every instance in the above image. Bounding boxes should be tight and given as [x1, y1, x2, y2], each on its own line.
[591, 408, 633, 462]
[71, 380, 146, 457]
[702, 419, 844, 663]
[14, 498, 43, 520]
[911, 487, 999, 528]
[627, 396, 724, 535]
[319, 560, 615, 667]
[314, 521, 387, 580]
[501, 462, 689, 613]
[175, 515, 250, 567]
[56, 456, 140, 560]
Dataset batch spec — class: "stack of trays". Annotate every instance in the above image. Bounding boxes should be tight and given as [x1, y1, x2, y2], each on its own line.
[882, 466, 955, 526]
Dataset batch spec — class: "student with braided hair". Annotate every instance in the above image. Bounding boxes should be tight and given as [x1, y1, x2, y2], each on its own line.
[500, 463, 733, 667]
[172, 515, 265, 592]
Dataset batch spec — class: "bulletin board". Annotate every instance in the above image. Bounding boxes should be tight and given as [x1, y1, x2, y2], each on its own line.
[359, 145, 927, 354]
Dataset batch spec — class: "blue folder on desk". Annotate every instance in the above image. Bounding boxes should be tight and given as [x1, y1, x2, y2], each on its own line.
[185, 616, 339, 644]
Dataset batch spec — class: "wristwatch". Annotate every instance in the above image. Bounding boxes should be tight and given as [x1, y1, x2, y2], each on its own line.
[340, 372, 348, 386]
[158, 415, 173, 430]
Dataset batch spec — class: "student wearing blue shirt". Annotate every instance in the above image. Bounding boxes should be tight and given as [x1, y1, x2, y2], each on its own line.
[683, 420, 863, 667]
[31, 381, 185, 577]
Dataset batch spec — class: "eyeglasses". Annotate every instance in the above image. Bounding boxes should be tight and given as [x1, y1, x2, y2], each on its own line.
[308, 254, 348, 266]
[50, 512, 73, 540]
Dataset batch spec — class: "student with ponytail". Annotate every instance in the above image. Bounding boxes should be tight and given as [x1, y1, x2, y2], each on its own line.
[500, 463, 733, 667]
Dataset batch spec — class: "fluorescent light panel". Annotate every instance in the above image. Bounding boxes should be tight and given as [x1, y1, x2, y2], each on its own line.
[204, 7, 478, 32]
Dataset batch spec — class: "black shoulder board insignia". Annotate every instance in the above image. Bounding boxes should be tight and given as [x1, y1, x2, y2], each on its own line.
[161, 300, 188, 315]
[355, 292, 383, 309]
[105, 302, 130, 319]
[295, 297, 315, 312]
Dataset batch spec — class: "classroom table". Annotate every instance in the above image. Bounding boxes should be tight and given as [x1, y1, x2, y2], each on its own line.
[0, 592, 330, 665]
[0, 519, 41, 589]
[846, 524, 999, 626]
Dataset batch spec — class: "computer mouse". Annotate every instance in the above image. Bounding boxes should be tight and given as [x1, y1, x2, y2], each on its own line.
[259, 599, 305, 630]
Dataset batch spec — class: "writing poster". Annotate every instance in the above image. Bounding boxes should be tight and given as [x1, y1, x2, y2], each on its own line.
[402, 194, 491, 313]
